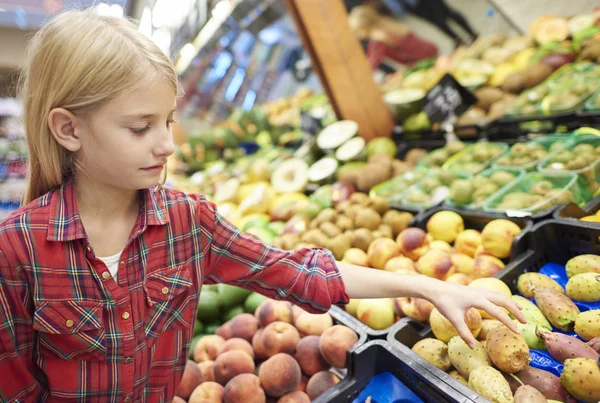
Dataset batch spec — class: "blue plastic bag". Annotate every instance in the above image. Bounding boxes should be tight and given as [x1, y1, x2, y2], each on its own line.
[352, 372, 424, 403]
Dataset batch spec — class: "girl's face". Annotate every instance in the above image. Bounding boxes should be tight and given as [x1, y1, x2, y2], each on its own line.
[77, 80, 177, 191]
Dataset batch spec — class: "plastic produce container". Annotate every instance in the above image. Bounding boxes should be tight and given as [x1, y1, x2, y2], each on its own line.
[369, 166, 428, 202]
[492, 135, 573, 172]
[395, 169, 472, 210]
[554, 195, 600, 222]
[483, 172, 585, 215]
[538, 134, 600, 194]
[583, 88, 600, 112]
[442, 142, 508, 175]
[315, 339, 480, 403]
[416, 143, 473, 169]
[445, 166, 525, 210]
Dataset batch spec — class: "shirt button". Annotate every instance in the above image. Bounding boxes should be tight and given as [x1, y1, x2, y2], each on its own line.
[65, 319, 74, 328]
[124, 356, 133, 364]
[86, 246, 92, 252]
[161, 287, 169, 294]
[120, 260, 125, 266]
[102, 272, 111, 280]
[121, 311, 130, 320]
[124, 397, 132, 403]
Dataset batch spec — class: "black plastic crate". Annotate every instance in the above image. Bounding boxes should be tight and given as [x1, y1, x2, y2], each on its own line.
[554, 196, 600, 221]
[385, 319, 489, 403]
[493, 219, 600, 293]
[315, 339, 479, 403]
[414, 205, 534, 262]
[328, 304, 369, 364]
[329, 305, 395, 341]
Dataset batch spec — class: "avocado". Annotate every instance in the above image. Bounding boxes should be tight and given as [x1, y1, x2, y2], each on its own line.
[218, 284, 253, 310]
[197, 290, 222, 322]
[244, 292, 269, 314]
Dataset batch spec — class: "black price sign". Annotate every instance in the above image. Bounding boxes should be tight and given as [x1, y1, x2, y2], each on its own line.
[300, 111, 323, 136]
[423, 74, 476, 124]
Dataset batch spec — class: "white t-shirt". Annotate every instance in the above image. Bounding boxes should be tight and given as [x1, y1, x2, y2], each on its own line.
[98, 251, 122, 281]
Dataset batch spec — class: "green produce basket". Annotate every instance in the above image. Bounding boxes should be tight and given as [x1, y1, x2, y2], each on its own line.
[483, 172, 586, 215]
[393, 169, 472, 210]
[492, 134, 573, 172]
[442, 142, 508, 175]
[538, 134, 600, 194]
[583, 88, 600, 112]
[445, 166, 525, 210]
[369, 166, 428, 201]
[416, 142, 472, 169]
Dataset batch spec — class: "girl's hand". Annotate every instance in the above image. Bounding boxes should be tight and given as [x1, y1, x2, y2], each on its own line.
[428, 282, 527, 349]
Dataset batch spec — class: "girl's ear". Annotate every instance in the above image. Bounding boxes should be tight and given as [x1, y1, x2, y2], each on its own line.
[48, 108, 82, 152]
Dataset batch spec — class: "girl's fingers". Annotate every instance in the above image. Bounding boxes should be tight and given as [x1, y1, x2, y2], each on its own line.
[487, 293, 527, 324]
[449, 312, 478, 349]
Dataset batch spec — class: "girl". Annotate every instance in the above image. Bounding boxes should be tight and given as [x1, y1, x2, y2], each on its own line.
[0, 10, 524, 403]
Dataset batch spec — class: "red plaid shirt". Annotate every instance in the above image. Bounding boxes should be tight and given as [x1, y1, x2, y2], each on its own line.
[0, 179, 348, 403]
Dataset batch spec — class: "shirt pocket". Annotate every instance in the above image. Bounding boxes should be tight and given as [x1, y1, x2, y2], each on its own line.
[33, 300, 107, 362]
[144, 264, 195, 345]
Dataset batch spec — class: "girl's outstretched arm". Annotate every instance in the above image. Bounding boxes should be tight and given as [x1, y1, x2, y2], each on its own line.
[337, 261, 527, 349]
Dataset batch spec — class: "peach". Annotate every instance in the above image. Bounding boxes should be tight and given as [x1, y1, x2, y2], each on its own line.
[226, 313, 260, 342]
[256, 300, 294, 327]
[426, 211, 464, 243]
[198, 360, 216, 383]
[295, 336, 329, 376]
[189, 381, 223, 403]
[393, 297, 410, 317]
[261, 321, 301, 357]
[296, 375, 309, 392]
[218, 337, 255, 359]
[216, 323, 233, 340]
[451, 253, 475, 276]
[173, 397, 186, 403]
[472, 255, 505, 279]
[223, 373, 266, 403]
[397, 228, 430, 261]
[430, 307, 482, 343]
[176, 359, 204, 399]
[468, 278, 512, 319]
[357, 299, 395, 330]
[481, 219, 521, 259]
[294, 311, 333, 337]
[253, 329, 268, 360]
[319, 325, 358, 368]
[277, 391, 311, 403]
[258, 353, 302, 397]
[398, 297, 434, 322]
[454, 230, 482, 258]
[474, 245, 490, 257]
[214, 350, 255, 385]
[341, 248, 370, 267]
[417, 249, 455, 280]
[306, 371, 340, 401]
[367, 238, 402, 269]
[445, 273, 472, 285]
[194, 335, 225, 363]
[383, 256, 417, 272]
[430, 240, 453, 253]
[292, 305, 305, 323]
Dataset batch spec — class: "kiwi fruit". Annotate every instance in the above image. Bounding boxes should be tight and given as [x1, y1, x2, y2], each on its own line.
[320, 222, 341, 238]
[531, 180, 554, 196]
[281, 233, 300, 250]
[523, 63, 554, 88]
[336, 215, 354, 232]
[301, 230, 328, 247]
[368, 196, 390, 215]
[336, 200, 352, 213]
[344, 204, 362, 221]
[405, 148, 428, 166]
[382, 210, 413, 237]
[475, 87, 505, 111]
[354, 208, 382, 230]
[327, 234, 352, 260]
[352, 228, 374, 252]
[502, 72, 527, 93]
[447, 141, 466, 155]
[315, 208, 338, 224]
[350, 192, 370, 205]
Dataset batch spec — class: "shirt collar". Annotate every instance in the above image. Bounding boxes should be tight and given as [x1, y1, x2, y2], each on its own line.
[47, 179, 169, 242]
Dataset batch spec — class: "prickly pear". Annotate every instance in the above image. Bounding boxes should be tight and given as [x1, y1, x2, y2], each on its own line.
[514, 385, 548, 403]
[448, 369, 468, 386]
[537, 329, 599, 363]
[560, 357, 600, 403]
[448, 336, 491, 379]
[511, 295, 552, 331]
[514, 366, 573, 402]
[486, 326, 530, 373]
[587, 337, 600, 353]
[514, 321, 546, 350]
[574, 310, 600, 341]
[468, 366, 514, 403]
[534, 287, 580, 332]
[518, 273, 563, 298]
[566, 273, 600, 302]
[565, 254, 600, 278]
[478, 319, 506, 341]
[412, 338, 451, 371]
[501, 371, 523, 394]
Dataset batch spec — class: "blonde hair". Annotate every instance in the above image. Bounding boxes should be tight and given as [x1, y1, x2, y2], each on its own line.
[19, 10, 179, 204]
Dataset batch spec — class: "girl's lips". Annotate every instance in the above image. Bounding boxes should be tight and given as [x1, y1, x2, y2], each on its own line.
[141, 164, 164, 172]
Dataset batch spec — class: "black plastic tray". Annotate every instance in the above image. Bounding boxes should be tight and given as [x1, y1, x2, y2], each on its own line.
[554, 195, 600, 221]
[493, 219, 600, 292]
[315, 339, 480, 403]
[413, 205, 534, 262]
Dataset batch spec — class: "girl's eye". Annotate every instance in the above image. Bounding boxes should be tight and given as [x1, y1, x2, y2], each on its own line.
[130, 125, 150, 135]
[167, 119, 178, 128]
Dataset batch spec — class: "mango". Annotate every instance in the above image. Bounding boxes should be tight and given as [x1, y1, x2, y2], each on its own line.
[468, 366, 514, 403]
[566, 254, 600, 278]
[566, 273, 600, 302]
[517, 272, 563, 298]
[481, 219, 521, 259]
[486, 327, 529, 373]
[534, 287, 580, 332]
[575, 310, 600, 341]
[448, 336, 491, 379]
[561, 358, 600, 403]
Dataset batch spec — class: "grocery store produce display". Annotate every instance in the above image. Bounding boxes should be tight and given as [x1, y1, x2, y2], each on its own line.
[178, 293, 366, 403]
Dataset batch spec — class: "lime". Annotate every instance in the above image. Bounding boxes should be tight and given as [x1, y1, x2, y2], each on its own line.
[193, 319, 204, 336]
[244, 292, 269, 314]
[197, 290, 222, 322]
[223, 306, 245, 321]
[204, 321, 221, 335]
[218, 284, 252, 309]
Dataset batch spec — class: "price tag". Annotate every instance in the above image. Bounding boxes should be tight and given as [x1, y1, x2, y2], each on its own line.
[300, 111, 322, 136]
[423, 74, 476, 124]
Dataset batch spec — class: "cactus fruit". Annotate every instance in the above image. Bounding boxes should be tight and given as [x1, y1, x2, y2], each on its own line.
[574, 310, 600, 341]
[448, 336, 491, 379]
[512, 366, 573, 402]
[560, 357, 600, 403]
[468, 366, 514, 403]
[566, 273, 600, 302]
[411, 338, 451, 371]
[587, 337, 600, 353]
[565, 254, 600, 278]
[514, 385, 548, 403]
[534, 287, 580, 332]
[514, 321, 546, 350]
[510, 295, 552, 331]
[478, 319, 506, 341]
[518, 273, 563, 298]
[448, 369, 469, 386]
[486, 327, 530, 373]
[537, 329, 599, 363]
